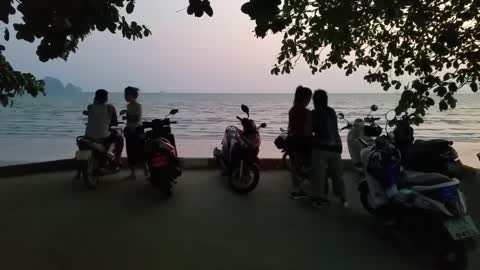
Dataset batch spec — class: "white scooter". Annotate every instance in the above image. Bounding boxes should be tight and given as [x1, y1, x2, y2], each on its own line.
[357, 113, 478, 270]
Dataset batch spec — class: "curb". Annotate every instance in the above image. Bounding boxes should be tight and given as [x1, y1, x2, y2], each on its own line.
[0, 157, 354, 178]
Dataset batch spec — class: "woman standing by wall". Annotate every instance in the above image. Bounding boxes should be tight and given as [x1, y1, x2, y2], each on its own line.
[309, 89, 348, 208]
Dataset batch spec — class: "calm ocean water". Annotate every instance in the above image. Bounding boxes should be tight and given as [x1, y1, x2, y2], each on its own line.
[1, 93, 479, 142]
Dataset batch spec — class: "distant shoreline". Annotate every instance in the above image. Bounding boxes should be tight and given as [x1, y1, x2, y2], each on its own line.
[78, 91, 478, 95]
[79, 91, 400, 95]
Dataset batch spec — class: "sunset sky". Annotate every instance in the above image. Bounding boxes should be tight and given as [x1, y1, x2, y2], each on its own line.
[4, 0, 383, 93]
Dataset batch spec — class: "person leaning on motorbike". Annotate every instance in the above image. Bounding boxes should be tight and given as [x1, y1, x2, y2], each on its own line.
[82, 89, 123, 167]
[287, 86, 312, 200]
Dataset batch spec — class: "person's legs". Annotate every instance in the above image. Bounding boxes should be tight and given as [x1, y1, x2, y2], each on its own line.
[102, 135, 122, 169]
[112, 134, 123, 165]
[290, 151, 307, 199]
[124, 130, 137, 179]
[326, 152, 348, 207]
[310, 150, 329, 206]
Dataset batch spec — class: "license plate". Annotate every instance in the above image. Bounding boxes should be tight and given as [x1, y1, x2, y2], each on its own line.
[151, 155, 168, 168]
[444, 215, 480, 240]
[75, 150, 92, 161]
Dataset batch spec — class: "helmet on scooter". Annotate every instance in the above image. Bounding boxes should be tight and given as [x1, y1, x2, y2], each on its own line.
[274, 134, 287, 150]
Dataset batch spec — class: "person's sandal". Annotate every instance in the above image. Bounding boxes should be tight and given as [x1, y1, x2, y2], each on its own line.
[125, 174, 136, 181]
[341, 198, 349, 208]
[311, 198, 330, 208]
[290, 190, 308, 200]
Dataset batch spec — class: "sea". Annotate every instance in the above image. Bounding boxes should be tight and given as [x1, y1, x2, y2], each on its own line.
[1, 93, 479, 166]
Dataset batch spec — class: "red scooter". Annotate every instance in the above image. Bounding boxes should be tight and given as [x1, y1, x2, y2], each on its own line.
[142, 109, 181, 195]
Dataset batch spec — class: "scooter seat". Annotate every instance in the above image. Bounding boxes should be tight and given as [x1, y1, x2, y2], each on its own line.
[401, 171, 454, 188]
[413, 139, 452, 148]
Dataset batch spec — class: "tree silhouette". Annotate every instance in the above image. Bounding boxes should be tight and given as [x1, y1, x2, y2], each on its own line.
[1, 0, 479, 124]
[1, 0, 150, 106]
[240, 0, 480, 124]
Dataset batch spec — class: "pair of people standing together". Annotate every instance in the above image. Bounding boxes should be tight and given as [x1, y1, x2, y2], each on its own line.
[288, 86, 348, 208]
[84, 87, 147, 180]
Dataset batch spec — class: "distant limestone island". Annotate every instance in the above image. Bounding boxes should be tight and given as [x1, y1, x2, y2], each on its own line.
[43, 76, 83, 96]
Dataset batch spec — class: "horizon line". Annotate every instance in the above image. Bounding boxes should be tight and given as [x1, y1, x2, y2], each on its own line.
[80, 91, 398, 94]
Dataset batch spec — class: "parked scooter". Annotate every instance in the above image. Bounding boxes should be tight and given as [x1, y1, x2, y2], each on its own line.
[357, 114, 478, 270]
[392, 116, 464, 179]
[75, 124, 124, 189]
[342, 105, 384, 170]
[214, 105, 267, 194]
[274, 127, 297, 172]
[142, 109, 181, 195]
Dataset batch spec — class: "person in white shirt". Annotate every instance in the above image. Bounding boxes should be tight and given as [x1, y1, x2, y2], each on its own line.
[83, 89, 123, 166]
[120, 86, 148, 180]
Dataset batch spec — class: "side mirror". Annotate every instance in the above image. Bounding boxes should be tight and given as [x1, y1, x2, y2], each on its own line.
[241, 104, 250, 117]
[371, 105, 378, 112]
[169, 109, 179, 115]
[337, 113, 345, 120]
[386, 110, 397, 121]
[259, 123, 267, 129]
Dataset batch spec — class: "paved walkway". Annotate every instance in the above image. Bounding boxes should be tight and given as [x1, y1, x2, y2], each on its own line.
[0, 170, 478, 270]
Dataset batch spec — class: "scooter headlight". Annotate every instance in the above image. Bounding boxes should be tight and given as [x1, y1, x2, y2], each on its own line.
[439, 148, 459, 160]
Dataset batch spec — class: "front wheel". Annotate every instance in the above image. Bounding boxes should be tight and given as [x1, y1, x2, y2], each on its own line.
[282, 152, 293, 172]
[229, 163, 259, 194]
[81, 157, 99, 189]
[149, 174, 173, 196]
[359, 182, 377, 215]
[437, 241, 468, 270]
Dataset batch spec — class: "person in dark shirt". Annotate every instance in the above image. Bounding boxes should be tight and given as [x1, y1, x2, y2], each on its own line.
[288, 86, 312, 200]
[310, 89, 348, 208]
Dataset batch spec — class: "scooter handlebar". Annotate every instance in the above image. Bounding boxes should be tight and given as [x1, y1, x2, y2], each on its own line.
[364, 117, 381, 123]
[358, 138, 369, 147]
[341, 123, 353, 131]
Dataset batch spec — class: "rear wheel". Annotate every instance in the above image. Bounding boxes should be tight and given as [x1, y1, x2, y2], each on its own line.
[160, 179, 173, 196]
[437, 241, 468, 270]
[149, 173, 173, 196]
[359, 183, 377, 215]
[229, 163, 259, 194]
[82, 157, 99, 190]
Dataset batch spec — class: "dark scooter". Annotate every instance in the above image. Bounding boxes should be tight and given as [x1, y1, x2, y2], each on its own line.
[214, 104, 267, 194]
[358, 131, 478, 270]
[75, 123, 124, 189]
[393, 118, 464, 179]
